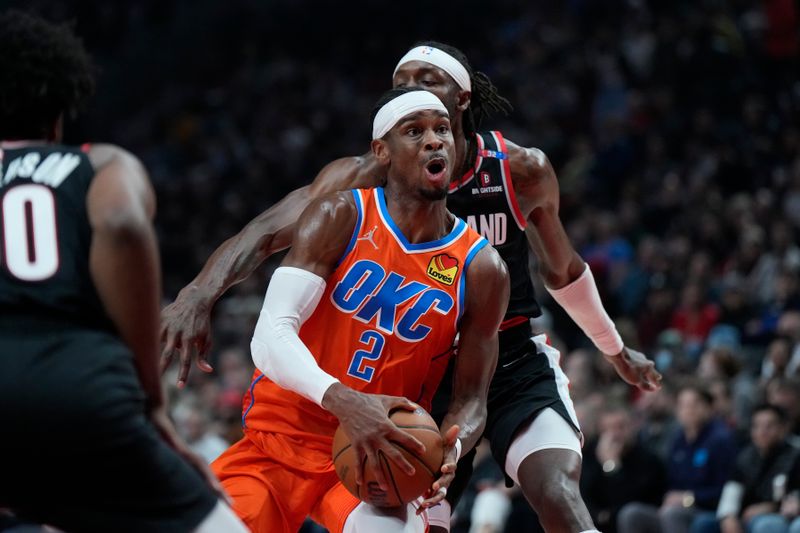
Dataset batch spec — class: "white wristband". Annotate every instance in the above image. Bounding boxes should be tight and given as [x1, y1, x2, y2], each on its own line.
[546, 264, 624, 356]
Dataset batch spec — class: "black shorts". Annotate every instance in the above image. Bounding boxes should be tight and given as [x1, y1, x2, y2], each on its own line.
[432, 321, 580, 504]
[0, 320, 217, 533]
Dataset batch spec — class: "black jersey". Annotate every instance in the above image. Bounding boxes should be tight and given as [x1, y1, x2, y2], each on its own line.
[0, 143, 112, 331]
[447, 131, 542, 323]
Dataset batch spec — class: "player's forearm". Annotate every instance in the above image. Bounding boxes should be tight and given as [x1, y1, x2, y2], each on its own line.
[250, 267, 339, 404]
[91, 216, 164, 408]
[546, 263, 624, 356]
[181, 228, 272, 306]
[180, 188, 308, 306]
[440, 395, 487, 456]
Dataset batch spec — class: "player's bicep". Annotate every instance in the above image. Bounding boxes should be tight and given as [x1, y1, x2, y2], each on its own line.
[281, 192, 358, 279]
[453, 247, 510, 395]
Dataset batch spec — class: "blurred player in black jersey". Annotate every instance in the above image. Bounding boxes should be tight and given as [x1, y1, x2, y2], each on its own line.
[0, 11, 247, 533]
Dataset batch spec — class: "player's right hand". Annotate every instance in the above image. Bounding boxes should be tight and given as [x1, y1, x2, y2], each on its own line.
[160, 289, 215, 387]
[323, 384, 427, 492]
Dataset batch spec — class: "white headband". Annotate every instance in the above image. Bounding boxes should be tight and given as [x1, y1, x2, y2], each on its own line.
[372, 91, 448, 140]
[393, 46, 472, 92]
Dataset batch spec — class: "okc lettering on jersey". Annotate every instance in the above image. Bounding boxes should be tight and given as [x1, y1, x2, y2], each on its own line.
[331, 259, 454, 342]
[466, 213, 507, 246]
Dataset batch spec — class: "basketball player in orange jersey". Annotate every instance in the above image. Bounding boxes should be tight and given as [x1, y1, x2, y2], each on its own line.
[163, 42, 661, 533]
[209, 87, 510, 532]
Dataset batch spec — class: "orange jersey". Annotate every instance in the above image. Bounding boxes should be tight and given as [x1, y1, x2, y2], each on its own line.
[241, 187, 488, 452]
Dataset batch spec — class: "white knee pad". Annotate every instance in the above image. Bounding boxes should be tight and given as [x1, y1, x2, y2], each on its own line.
[193, 500, 249, 533]
[504, 407, 582, 485]
[343, 501, 427, 533]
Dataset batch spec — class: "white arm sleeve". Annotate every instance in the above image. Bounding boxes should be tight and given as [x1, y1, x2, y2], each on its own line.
[546, 264, 624, 356]
[250, 266, 340, 406]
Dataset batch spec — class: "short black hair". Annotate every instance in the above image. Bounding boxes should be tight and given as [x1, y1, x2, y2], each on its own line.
[0, 10, 95, 139]
[752, 403, 789, 424]
[370, 86, 430, 131]
[413, 40, 513, 138]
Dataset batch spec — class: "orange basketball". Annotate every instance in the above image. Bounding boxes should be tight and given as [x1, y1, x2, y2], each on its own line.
[332, 407, 444, 507]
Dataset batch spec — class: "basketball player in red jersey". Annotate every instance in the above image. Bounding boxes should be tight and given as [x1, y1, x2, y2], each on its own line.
[210, 87, 509, 532]
[163, 43, 661, 533]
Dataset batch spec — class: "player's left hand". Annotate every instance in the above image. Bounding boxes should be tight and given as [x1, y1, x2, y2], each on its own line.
[604, 346, 662, 392]
[418, 424, 460, 512]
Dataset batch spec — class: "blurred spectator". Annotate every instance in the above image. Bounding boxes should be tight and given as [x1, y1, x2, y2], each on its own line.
[671, 283, 721, 360]
[691, 404, 800, 533]
[172, 396, 229, 463]
[698, 347, 756, 432]
[618, 383, 736, 533]
[581, 404, 667, 532]
[637, 382, 680, 462]
[765, 379, 800, 443]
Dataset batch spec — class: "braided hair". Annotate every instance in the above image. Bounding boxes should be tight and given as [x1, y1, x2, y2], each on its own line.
[0, 10, 95, 140]
[413, 40, 513, 139]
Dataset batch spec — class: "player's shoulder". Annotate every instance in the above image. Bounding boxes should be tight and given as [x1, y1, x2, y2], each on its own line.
[85, 143, 146, 176]
[304, 189, 359, 224]
[468, 239, 509, 283]
[500, 136, 551, 179]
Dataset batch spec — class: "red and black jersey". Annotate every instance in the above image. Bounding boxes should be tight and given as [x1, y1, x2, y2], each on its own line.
[447, 131, 542, 325]
[0, 143, 113, 331]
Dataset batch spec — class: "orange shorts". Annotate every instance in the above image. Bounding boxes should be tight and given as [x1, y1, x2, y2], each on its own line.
[212, 431, 360, 533]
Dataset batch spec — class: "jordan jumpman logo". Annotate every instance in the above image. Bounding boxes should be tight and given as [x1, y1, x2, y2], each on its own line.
[357, 225, 379, 249]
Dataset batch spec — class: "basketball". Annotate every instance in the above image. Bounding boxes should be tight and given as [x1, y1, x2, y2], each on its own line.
[332, 407, 444, 507]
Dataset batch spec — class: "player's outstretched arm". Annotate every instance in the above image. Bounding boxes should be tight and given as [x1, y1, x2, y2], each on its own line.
[161, 153, 383, 386]
[508, 140, 662, 391]
[423, 245, 510, 509]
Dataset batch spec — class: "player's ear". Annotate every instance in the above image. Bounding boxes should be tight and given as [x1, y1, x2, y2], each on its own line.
[371, 139, 390, 165]
[456, 90, 471, 113]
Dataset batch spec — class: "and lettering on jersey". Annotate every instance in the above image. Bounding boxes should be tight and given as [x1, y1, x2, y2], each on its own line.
[465, 213, 507, 246]
[447, 131, 542, 320]
[1, 152, 81, 189]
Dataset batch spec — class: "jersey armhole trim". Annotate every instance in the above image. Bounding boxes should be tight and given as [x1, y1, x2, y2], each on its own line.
[335, 189, 365, 267]
[456, 237, 490, 326]
[492, 131, 527, 230]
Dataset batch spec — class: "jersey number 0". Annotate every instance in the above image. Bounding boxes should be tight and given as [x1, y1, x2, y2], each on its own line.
[1, 184, 60, 281]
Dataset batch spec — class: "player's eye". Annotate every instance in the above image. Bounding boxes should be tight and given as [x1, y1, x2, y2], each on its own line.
[406, 127, 420, 136]
[437, 125, 450, 134]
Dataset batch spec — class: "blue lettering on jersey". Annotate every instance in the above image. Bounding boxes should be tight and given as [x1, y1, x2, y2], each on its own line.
[355, 272, 427, 334]
[331, 259, 455, 342]
[331, 260, 385, 312]
[396, 289, 454, 342]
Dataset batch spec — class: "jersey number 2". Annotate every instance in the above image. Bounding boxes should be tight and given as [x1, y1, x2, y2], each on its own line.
[347, 330, 385, 382]
[1, 184, 59, 281]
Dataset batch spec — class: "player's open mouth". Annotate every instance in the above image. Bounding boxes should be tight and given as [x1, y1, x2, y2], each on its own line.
[424, 157, 447, 184]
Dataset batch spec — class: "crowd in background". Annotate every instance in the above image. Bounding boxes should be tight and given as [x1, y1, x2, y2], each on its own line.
[6, 0, 800, 531]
